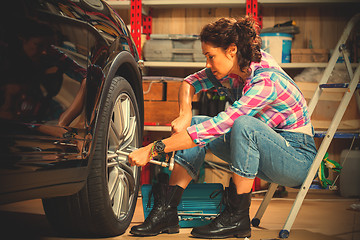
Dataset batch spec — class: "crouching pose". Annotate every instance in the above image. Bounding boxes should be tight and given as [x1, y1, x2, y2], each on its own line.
[128, 16, 317, 239]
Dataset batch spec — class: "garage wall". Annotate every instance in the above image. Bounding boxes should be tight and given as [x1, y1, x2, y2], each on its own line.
[149, 4, 358, 50]
[114, 3, 360, 186]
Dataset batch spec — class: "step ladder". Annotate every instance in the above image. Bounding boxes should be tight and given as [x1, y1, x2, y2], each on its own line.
[251, 13, 360, 239]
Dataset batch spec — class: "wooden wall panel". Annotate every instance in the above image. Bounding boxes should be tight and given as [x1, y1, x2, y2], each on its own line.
[214, 8, 230, 18]
[305, 8, 321, 49]
[260, 5, 356, 50]
[152, 8, 217, 35]
[229, 8, 246, 18]
[319, 8, 338, 51]
[185, 8, 203, 34]
[116, 3, 358, 52]
[148, 6, 354, 51]
[261, 7, 275, 29]
[171, 9, 186, 34]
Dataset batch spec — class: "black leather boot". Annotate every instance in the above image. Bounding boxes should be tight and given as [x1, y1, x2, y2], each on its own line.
[130, 183, 184, 236]
[191, 179, 251, 239]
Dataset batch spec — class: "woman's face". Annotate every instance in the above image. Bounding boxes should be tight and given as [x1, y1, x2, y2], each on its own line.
[202, 42, 240, 79]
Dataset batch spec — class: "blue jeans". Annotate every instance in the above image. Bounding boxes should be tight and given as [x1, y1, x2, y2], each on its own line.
[174, 115, 318, 188]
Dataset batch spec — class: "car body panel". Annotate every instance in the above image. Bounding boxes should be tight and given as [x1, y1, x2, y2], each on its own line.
[0, 0, 142, 204]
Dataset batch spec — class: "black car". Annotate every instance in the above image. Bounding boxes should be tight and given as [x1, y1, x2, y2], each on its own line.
[0, 0, 144, 237]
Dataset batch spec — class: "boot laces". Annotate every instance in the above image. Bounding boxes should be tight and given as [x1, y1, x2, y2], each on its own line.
[209, 187, 233, 223]
[210, 187, 230, 212]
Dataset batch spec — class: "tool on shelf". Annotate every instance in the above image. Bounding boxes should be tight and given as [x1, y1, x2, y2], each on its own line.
[260, 19, 300, 35]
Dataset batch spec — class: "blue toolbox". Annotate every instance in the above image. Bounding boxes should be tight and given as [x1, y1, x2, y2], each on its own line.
[141, 183, 224, 228]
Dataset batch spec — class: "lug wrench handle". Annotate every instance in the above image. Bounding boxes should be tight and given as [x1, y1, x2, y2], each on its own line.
[118, 148, 174, 171]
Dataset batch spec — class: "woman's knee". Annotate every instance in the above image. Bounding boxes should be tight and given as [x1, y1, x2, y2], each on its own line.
[233, 115, 257, 131]
[232, 115, 269, 142]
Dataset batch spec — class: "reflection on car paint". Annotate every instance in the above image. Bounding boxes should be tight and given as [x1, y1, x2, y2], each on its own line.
[0, 0, 137, 172]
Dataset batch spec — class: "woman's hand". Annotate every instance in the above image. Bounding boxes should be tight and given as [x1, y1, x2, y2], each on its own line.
[128, 144, 153, 167]
[171, 113, 192, 135]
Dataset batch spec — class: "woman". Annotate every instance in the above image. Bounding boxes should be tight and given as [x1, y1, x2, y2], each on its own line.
[128, 16, 317, 239]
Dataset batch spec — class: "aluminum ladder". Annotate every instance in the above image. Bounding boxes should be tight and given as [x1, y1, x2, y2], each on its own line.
[251, 13, 360, 239]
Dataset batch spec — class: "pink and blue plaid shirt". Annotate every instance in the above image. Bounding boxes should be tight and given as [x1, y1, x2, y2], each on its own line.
[185, 50, 311, 146]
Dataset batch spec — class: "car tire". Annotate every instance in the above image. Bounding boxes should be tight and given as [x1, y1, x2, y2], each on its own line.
[42, 76, 141, 237]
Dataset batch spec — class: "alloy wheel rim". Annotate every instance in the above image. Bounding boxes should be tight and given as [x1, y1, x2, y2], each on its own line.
[106, 92, 139, 220]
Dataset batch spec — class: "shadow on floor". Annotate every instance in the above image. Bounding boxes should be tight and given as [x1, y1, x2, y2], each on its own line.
[0, 210, 57, 240]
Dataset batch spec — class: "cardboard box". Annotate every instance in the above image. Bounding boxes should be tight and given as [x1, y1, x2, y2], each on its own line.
[291, 49, 329, 63]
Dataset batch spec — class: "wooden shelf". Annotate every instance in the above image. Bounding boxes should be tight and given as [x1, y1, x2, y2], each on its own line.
[143, 61, 359, 69]
[106, 0, 245, 9]
[105, 0, 358, 9]
[281, 63, 359, 68]
[259, 0, 358, 3]
[144, 61, 205, 68]
[144, 125, 171, 132]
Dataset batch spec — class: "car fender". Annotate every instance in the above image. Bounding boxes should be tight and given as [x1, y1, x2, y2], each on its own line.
[86, 51, 143, 170]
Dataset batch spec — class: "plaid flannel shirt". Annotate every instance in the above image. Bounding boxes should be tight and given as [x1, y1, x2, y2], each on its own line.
[185, 50, 310, 147]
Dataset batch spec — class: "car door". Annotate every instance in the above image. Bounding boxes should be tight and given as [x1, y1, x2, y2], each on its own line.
[0, 0, 93, 197]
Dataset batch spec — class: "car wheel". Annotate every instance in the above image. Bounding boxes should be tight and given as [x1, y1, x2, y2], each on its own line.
[42, 76, 141, 237]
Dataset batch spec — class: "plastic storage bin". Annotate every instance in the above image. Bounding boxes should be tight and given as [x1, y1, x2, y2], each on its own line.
[260, 32, 292, 63]
[143, 34, 205, 62]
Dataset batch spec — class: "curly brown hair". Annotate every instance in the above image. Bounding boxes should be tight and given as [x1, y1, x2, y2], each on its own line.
[200, 16, 262, 71]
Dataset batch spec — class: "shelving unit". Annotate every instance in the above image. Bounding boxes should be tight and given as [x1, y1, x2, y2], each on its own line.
[105, 0, 359, 72]
[107, 0, 245, 8]
[106, 0, 358, 9]
[143, 61, 359, 69]
[105, 0, 360, 134]
[144, 125, 171, 131]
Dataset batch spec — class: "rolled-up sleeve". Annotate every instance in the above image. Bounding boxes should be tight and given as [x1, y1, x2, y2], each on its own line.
[187, 76, 277, 146]
[184, 68, 214, 94]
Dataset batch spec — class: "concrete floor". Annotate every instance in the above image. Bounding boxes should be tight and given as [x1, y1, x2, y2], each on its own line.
[0, 189, 359, 240]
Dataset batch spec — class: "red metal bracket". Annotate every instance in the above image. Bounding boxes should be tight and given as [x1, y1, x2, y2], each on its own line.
[142, 14, 152, 40]
[130, 0, 142, 58]
[246, 0, 262, 30]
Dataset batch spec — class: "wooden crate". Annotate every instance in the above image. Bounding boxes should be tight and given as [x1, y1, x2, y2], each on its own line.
[144, 101, 179, 125]
[291, 49, 329, 63]
[143, 82, 165, 101]
[143, 80, 200, 125]
[143, 80, 181, 125]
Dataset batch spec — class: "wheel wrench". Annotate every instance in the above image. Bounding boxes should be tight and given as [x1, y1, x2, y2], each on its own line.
[117, 147, 175, 171]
